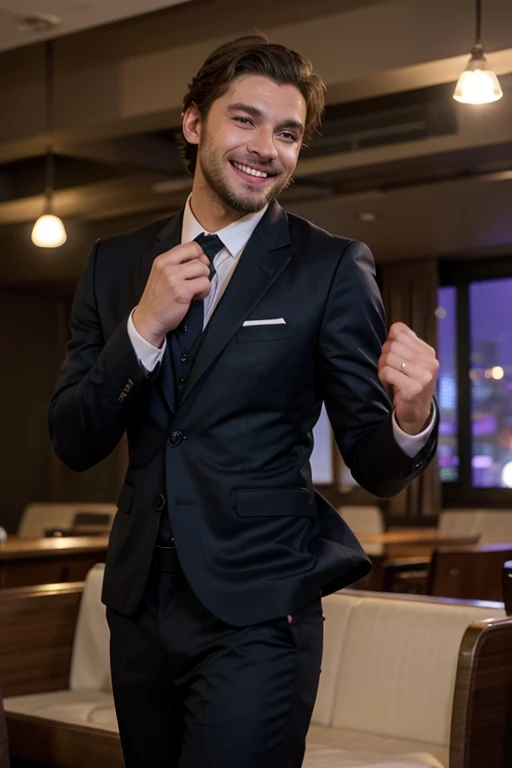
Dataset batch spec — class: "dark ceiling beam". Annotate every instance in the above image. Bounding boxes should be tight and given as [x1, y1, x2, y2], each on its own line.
[0, 0, 511, 165]
[57, 135, 184, 174]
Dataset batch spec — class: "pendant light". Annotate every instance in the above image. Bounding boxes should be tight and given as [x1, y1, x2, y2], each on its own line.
[453, 0, 503, 104]
[31, 40, 67, 248]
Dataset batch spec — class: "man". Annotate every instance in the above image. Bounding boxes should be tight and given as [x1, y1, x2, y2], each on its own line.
[50, 35, 439, 768]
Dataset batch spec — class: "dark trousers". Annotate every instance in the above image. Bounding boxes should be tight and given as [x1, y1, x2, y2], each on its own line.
[107, 547, 323, 768]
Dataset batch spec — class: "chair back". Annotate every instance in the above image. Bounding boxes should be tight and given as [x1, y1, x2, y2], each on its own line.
[338, 505, 384, 555]
[439, 509, 512, 545]
[428, 543, 512, 601]
[18, 502, 115, 537]
[69, 564, 111, 693]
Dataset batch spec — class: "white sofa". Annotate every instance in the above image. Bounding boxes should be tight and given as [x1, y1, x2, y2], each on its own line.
[3, 565, 512, 768]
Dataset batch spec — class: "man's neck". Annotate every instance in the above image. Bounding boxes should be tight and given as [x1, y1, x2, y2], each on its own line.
[189, 177, 261, 233]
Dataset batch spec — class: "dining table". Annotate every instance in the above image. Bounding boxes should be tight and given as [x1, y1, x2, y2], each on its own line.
[0, 535, 109, 589]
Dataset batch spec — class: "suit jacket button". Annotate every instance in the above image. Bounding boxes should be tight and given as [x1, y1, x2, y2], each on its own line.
[168, 430, 184, 447]
[154, 494, 166, 511]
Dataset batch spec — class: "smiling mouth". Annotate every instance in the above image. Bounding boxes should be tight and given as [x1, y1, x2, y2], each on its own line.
[231, 161, 276, 180]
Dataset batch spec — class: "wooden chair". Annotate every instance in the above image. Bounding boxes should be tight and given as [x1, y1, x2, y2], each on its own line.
[428, 543, 512, 602]
[504, 560, 512, 616]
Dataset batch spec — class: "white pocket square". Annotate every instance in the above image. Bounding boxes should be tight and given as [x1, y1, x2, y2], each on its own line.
[242, 318, 286, 327]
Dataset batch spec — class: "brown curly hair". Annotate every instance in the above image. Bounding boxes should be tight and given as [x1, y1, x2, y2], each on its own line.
[177, 34, 326, 175]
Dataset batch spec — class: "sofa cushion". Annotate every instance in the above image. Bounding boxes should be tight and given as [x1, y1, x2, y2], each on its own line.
[311, 594, 357, 725]
[303, 746, 442, 767]
[4, 690, 117, 732]
[307, 725, 447, 767]
[329, 596, 503, 746]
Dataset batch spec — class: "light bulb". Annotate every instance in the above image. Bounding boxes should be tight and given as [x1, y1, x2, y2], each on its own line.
[453, 45, 503, 104]
[31, 214, 67, 248]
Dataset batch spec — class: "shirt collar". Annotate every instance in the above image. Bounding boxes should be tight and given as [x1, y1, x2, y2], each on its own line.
[181, 195, 268, 258]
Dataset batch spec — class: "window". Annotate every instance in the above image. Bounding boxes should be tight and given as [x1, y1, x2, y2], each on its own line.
[469, 278, 512, 488]
[438, 260, 512, 502]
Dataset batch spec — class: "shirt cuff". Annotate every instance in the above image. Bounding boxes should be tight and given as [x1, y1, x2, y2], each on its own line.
[392, 401, 437, 458]
[127, 308, 166, 374]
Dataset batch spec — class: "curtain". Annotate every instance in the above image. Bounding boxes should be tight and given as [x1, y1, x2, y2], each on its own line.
[380, 258, 441, 519]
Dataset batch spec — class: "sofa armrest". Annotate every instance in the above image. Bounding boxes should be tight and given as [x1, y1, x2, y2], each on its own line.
[0, 582, 83, 697]
[7, 711, 123, 768]
[450, 616, 512, 768]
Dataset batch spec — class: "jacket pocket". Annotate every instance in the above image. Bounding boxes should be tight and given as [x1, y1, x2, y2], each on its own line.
[235, 324, 298, 343]
[235, 488, 315, 518]
[117, 482, 135, 513]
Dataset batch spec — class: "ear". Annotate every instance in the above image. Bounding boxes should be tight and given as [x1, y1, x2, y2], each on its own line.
[182, 103, 202, 146]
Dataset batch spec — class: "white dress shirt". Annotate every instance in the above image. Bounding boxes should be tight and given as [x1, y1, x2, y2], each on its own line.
[127, 197, 434, 457]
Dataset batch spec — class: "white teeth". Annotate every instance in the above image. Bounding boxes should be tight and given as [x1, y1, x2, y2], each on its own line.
[233, 162, 268, 178]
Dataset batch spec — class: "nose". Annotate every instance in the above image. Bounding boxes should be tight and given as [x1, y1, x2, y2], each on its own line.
[247, 126, 278, 162]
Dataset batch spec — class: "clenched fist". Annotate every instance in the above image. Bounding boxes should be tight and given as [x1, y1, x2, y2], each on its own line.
[133, 242, 211, 348]
[378, 322, 439, 435]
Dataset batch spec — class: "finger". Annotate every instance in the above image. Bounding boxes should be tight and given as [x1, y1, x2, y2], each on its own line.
[387, 324, 435, 358]
[382, 334, 436, 364]
[172, 260, 211, 281]
[378, 366, 423, 402]
[379, 340, 434, 371]
[388, 322, 416, 341]
[158, 241, 208, 266]
[382, 352, 435, 387]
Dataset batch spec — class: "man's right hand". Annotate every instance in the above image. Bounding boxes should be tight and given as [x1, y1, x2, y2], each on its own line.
[132, 242, 211, 348]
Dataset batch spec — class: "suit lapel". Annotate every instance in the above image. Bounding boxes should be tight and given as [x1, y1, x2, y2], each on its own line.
[179, 201, 293, 406]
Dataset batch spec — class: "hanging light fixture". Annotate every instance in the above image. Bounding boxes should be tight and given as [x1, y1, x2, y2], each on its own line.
[31, 40, 67, 248]
[453, 0, 503, 104]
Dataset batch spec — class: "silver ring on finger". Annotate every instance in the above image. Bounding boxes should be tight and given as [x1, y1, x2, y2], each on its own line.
[400, 361, 407, 371]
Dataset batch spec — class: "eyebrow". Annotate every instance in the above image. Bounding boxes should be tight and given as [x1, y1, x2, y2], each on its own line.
[227, 103, 304, 136]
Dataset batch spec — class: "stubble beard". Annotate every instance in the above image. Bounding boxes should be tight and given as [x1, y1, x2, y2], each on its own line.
[198, 145, 293, 214]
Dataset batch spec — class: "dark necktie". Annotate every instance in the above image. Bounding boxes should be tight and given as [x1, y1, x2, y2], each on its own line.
[171, 233, 224, 391]
[158, 233, 224, 546]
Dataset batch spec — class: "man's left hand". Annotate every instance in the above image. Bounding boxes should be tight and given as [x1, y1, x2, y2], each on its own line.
[378, 322, 439, 436]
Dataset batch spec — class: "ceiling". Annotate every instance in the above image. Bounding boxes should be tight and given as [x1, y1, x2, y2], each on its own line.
[0, 0, 193, 53]
[0, 0, 511, 285]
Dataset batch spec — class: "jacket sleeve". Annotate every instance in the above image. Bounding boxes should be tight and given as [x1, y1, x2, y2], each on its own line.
[317, 239, 437, 497]
[49, 240, 148, 471]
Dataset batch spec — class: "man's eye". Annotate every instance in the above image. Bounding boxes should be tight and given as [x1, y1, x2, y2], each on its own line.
[234, 117, 253, 126]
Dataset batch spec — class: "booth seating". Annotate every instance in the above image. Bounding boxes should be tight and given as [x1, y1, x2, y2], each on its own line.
[439, 509, 512, 545]
[1, 566, 512, 768]
[337, 506, 384, 555]
[18, 502, 116, 538]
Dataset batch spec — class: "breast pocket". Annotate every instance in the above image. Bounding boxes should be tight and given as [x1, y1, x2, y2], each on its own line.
[235, 323, 299, 343]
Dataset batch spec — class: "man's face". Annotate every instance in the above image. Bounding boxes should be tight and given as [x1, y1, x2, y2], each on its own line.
[187, 75, 307, 214]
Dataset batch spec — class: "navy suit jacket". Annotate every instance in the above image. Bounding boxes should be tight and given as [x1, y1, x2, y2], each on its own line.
[49, 200, 437, 625]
